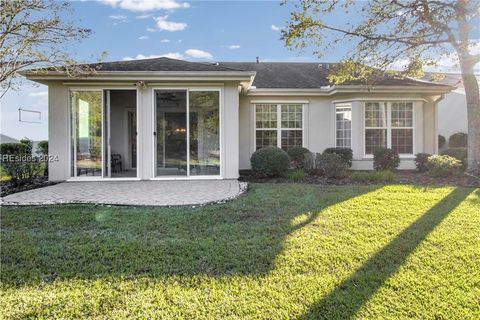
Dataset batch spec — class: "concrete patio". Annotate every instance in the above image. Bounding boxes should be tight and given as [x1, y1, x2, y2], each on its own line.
[1, 180, 246, 206]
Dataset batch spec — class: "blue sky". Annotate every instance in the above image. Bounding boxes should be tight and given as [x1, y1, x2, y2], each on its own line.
[0, 0, 472, 141]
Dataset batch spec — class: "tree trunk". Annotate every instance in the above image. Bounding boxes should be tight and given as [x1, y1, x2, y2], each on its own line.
[460, 59, 480, 179]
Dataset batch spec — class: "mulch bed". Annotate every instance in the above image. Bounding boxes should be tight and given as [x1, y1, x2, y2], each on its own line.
[1, 177, 58, 197]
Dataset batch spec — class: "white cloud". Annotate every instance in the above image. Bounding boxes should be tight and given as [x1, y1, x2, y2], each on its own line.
[122, 49, 213, 61]
[155, 16, 187, 31]
[122, 52, 184, 60]
[185, 49, 213, 59]
[229, 45, 241, 49]
[146, 27, 156, 32]
[108, 14, 127, 20]
[135, 14, 152, 19]
[28, 91, 48, 98]
[160, 38, 170, 43]
[271, 24, 281, 32]
[100, 0, 190, 12]
[138, 35, 149, 40]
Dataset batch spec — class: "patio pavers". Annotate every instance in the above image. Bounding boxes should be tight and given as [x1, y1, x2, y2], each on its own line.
[1, 180, 246, 206]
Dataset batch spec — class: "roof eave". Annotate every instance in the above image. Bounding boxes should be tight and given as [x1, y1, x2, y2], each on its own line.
[246, 84, 454, 96]
[21, 70, 256, 82]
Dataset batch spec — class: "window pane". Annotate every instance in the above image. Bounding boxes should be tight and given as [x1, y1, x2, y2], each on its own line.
[365, 102, 387, 127]
[189, 91, 220, 176]
[256, 104, 277, 128]
[71, 91, 103, 177]
[281, 130, 302, 150]
[391, 102, 413, 127]
[336, 105, 352, 148]
[155, 90, 188, 176]
[392, 129, 413, 154]
[280, 104, 302, 128]
[365, 129, 387, 154]
[256, 130, 277, 150]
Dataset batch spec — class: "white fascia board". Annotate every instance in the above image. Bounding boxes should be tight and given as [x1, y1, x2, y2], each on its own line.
[23, 71, 256, 82]
[245, 85, 453, 96]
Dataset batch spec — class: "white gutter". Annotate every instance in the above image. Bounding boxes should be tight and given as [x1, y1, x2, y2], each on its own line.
[246, 85, 454, 96]
[21, 70, 256, 80]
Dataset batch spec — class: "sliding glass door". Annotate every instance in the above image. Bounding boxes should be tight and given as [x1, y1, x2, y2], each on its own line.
[155, 90, 188, 176]
[71, 89, 138, 179]
[154, 89, 220, 177]
[71, 91, 103, 177]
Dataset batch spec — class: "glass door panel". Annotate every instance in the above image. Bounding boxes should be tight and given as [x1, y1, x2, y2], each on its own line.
[155, 90, 188, 176]
[189, 91, 220, 175]
[71, 91, 103, 177]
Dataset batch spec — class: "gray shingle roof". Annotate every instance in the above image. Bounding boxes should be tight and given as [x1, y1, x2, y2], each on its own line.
[27, 57, 452, 89]
[220, 62, 448, 88]
[86, 57, 244, 72]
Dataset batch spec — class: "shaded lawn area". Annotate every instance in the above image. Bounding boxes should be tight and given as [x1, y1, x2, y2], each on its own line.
[1, 184, 479, 319]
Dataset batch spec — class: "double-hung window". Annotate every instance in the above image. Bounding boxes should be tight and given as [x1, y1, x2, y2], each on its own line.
[365, 101, 414, 155]
[255, 103, 303, 150]
[335, 104, 352, 148]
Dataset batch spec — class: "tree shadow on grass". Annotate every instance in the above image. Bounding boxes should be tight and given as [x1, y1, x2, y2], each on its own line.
[0, 184, 379, 286]
[298, 187, 473, 320]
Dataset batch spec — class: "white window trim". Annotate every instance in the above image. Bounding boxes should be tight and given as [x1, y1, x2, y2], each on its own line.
[334, 103, 352, 148]
[253, 103, 306, 150]
[363, 101, 415, 158]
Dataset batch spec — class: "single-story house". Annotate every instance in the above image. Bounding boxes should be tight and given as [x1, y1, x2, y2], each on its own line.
[22, 57, 453, 181]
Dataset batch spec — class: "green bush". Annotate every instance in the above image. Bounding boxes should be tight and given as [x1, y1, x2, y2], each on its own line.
[37, 140, 48, 155]
[438, 135, 446, 149]
[427, 155, 462, 177]
[286, 169, 306, 182]
[323, 147, 353, 167]
[314, 153, 349, 178]
[287, 146, 311, 169]
[415, 153, 431, 172]
[351, 170, 396, 183]
[448, 132, 468, 148]
[373, 147, 400, 171]
[250, 146, 290, 178]
[0, 142, 44, 184]
[0, 143, 30, 155]
[440, 148, 467, 167]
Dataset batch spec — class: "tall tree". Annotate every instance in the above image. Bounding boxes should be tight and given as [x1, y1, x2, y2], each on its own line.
[282, 0, 480, 177]
[0, 0, 94, 97]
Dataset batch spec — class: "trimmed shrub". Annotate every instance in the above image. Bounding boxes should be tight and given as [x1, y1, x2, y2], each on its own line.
[287, 146, 311, 169]
[286, 169, 306, 182]
[323, 147, 353, 167]
[37, 140, 48, 155]
[448, 132, 468, 148]
[373, 147, 400, 171]
[314, 153, 349, 178]
[427, 155, 462, 177]
[0, 143, 30, 155]
[351, 170, 396, 183]
[0, 142, 43, 184]
[441, 148, 467, 167]
[415, 153, 431, 172]
[250, 146, 290, 178]
[36, 140, 49, 177]
[438, 135, 446, 149]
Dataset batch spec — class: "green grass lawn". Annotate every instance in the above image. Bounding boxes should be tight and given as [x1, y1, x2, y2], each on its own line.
[1, 184, 479, 319]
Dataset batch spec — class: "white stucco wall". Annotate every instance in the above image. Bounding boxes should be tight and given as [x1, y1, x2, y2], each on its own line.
[239, 93, 438, 171]
[48, 82, 70, 181]
[437, 90, 468, 140]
